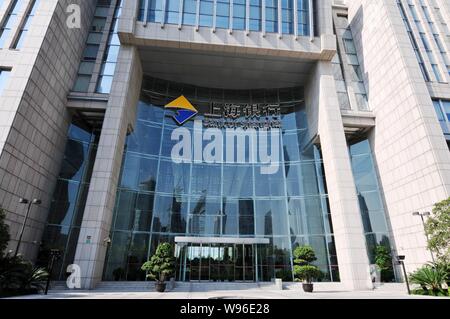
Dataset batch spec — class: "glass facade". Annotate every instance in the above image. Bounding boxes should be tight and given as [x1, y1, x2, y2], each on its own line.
[407, 0, 443, 82]
[333, 15, 368, 111]
[11, 0, 40, 49]
[96, 0, 122, 93]
[73, 0, 114, 93]
[397, 0, 430, 82]
[0, 69, 11, 95]
[102, 76, 338, 282]
[138, 0, 312, 36]
[433, 99, 450, 141]
[349, 139, 394, 280]
[37, 123, 99, 279]
[0, 0, 26, 48]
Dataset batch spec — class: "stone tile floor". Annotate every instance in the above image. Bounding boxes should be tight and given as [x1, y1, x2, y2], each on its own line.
[4, 283, 445, 299]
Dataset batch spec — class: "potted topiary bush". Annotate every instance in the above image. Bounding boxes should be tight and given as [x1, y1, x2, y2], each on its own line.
[293, 245, 323, 293]
[141, 243, 175, 292]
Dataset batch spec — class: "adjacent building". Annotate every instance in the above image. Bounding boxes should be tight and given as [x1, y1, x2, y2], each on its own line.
[0, 0, 449, 290]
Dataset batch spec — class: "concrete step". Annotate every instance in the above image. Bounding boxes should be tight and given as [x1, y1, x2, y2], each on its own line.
[91, 281, 282, 292]
[48, 281, 69, 290]
[373, 283, 408, 292]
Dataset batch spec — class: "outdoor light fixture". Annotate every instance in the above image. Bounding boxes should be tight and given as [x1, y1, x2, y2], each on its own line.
[15, 197, 42, 257]
[397, 255, 410, 295]
[412, 211, 435, 262]
[45, 249, 62, 295]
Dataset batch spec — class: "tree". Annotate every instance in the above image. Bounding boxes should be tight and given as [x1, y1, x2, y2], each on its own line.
[425, 198, 450, 263]
[374, 245, 395, 282]
[141, 243, 175, 283]
[0, 208, 10, 256]
[293, 245, 317, 266]
[293, 245, 323, 283]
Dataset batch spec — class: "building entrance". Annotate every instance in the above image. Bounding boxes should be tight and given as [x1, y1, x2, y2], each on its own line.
[175, 237, 269, 282]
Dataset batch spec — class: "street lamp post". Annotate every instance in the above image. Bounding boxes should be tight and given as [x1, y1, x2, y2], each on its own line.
[397, 255, 411, 295]
[412, 211, 435, 262]
[14, 198, 42, 257]
[45, 249, 61, 295]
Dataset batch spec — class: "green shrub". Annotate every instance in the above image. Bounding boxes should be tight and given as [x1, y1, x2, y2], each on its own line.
[374, 245, 395, 282]
[0, 254, 49, 296]
[293, 245, 317, 266]
[409, 265, 448, 296]
[425, 198, 450, 264]
[293, 265, 323, 283]
[293, 245, 323, 283]
[141, 243, 175, 283]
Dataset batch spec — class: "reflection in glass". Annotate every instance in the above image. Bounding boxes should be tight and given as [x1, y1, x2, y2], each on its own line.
[104, 82, 337, 281]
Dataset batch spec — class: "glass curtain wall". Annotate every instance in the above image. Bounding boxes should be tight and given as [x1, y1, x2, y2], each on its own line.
[103, 77, 338, 282]
[96, 0, 123, 93]
[0, 0, 26, 48]
[349, 139, 395, 281]
[138, 0, 312, 36]
[37, 122, 99, 279]
[432, 99, 450, 141]
[73, 0, 112, 92]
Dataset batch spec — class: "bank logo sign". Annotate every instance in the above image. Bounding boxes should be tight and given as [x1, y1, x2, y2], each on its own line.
[165, 95, 198, 125]
[165, 96, 281, 175]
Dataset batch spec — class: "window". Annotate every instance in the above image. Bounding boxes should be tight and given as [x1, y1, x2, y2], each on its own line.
[139, 0, 313, 35]
[265, 0, 278, 33]
[12, 0, 40, 49]
[165, 0, 180, 24]
[408, 1, 443, 82]
[0, 0, 25, 48]
[216, 0, 230, 29]
[233, 0, 246, 30]
[297, 0, 310, 36]
[96, 0, 123, 94]
[0, 69, 11, 94]
[74, 1, 116, 93]
[397, 0, 430, 82]
[249, 0, 261, 31]
[199, 0, 214, 27]
[337, 20, 369, 111]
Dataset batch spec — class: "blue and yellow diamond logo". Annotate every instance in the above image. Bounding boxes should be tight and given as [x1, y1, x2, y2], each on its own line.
[165, 95, 198, 125]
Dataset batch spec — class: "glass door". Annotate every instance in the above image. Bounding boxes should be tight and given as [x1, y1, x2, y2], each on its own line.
[176, 242, 257, 282]
[244, 244, 255, 281]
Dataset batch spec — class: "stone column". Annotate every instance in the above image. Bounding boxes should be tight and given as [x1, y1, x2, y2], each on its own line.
[73, 46, 143, 289]
[305, 61, 373, 290]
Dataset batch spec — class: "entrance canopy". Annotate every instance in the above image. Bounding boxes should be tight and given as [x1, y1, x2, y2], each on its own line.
[175, 237, 270, 245]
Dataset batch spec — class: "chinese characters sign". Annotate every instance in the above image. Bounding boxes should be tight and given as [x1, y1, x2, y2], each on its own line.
[204, 103, 282, 130]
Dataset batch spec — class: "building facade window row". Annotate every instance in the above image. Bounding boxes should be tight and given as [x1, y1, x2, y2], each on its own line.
[397, 0, 431, 82]
[73, 0, 123, 94]
[418, 0, 450, 76]
[138, 0, 312, 36]
[96, 0, 122, 94]
[73, 0, 113, 92]
[0, 0, 26, 48]
[332, 13, 369, 112]
[407, 0, 443, 82]
[11, 0, 39, 49]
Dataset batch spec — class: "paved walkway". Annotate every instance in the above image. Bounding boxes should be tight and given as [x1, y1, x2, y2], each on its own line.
[4, 283, 443, 299]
